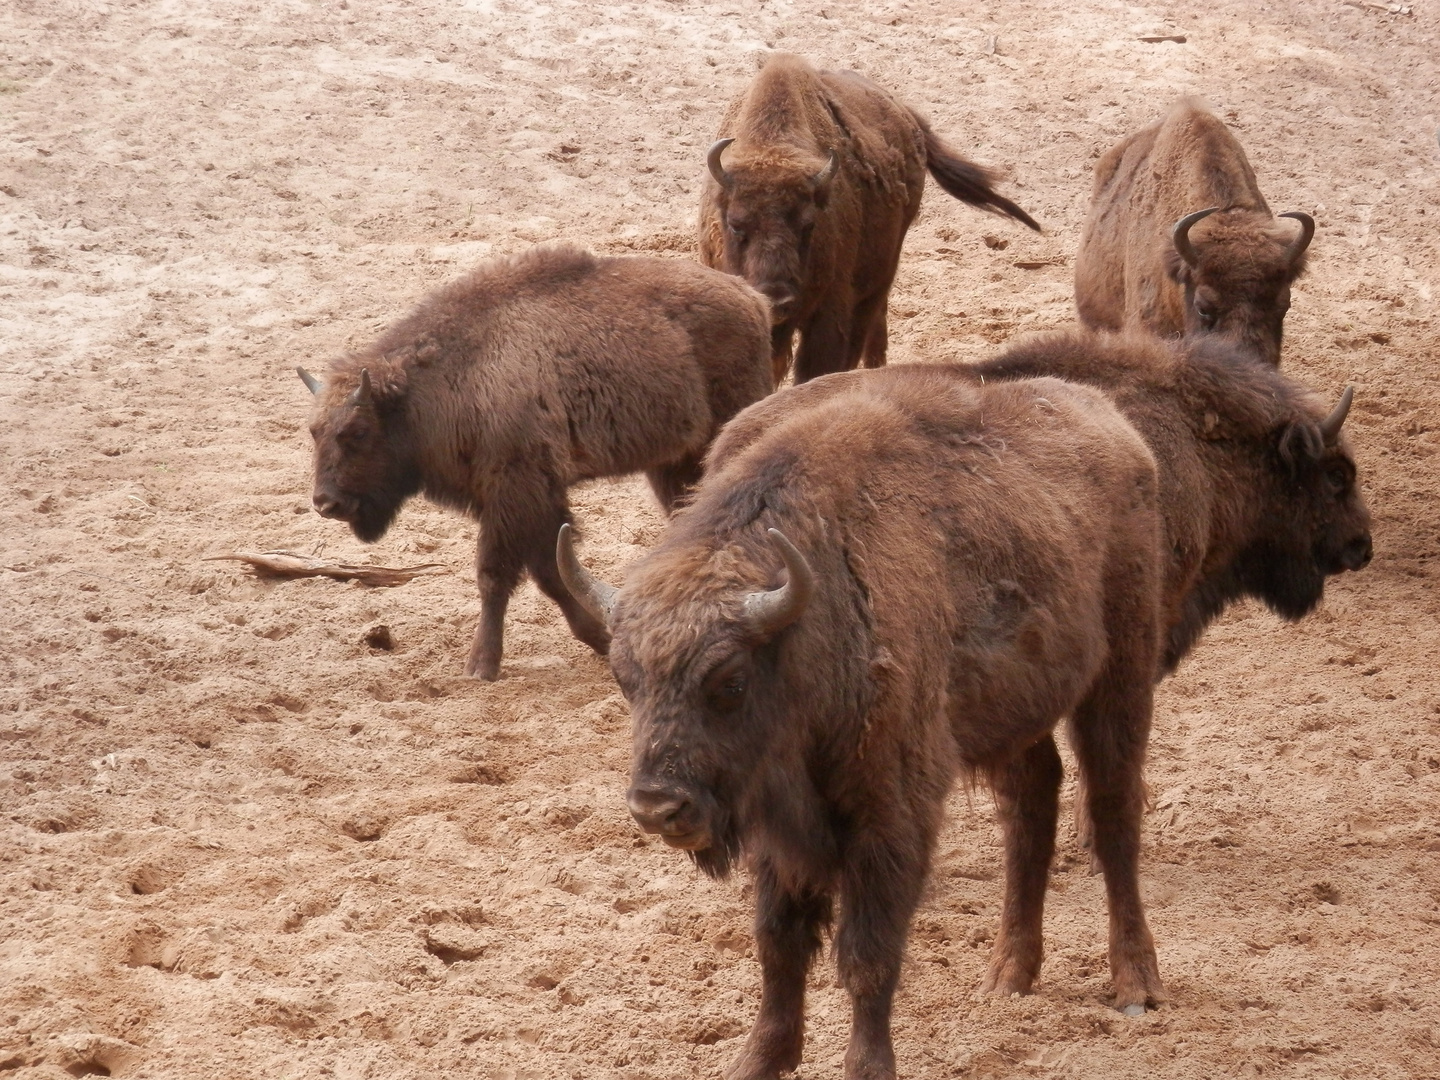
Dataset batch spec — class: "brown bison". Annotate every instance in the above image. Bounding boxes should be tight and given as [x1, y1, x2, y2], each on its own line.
[973, 331, 1371, 864]
[1074, 99, 1315, 367]
[559, 365, 1167, 1078]
[298, 245, 773, 680]
[699, 52, 1039, 385]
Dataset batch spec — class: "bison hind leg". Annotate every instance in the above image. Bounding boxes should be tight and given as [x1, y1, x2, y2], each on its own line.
[978, 735, 1063, 997]
[646, 454, 704, 515]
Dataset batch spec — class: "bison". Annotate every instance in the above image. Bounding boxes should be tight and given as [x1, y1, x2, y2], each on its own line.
[973, 330, 1372, 863]
[559, 365, 1167, 1079]
[699, 52, 1039, 385]
[1074, 98, 1315, 367]
[298, 244, 773, 680]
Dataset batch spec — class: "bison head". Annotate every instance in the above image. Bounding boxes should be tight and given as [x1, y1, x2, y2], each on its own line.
[706, 138, 837, 327]
[298, 365, 420, 543]
[1164, 207, 1315, 367]
[558, 524, 814, 879]
[1241, 386, 1371, 619]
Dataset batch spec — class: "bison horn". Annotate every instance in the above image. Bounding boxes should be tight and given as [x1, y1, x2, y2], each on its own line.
[1171, 207, 1218, 267]
[1318, 385, 1354, 444]
[556, 523, 617, 627]
[707, 138, 735, 188]
[811, 150, 838, 191]
[352, 367, 373, 407]
[1278, 211, 1315, 264]
[741, 529, 814, 638]
[296, 366, 322, 396]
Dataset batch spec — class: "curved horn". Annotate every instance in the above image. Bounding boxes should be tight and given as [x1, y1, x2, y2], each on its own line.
[1171, 206, 1218, 267]
[707, 138, 735, 188]
[1318, 385, 1354, 444]
[811, 150, 838, 190]
[740, 529, 814, 638]
[1278, 211, 1315, 264]
[352, 367, 373, 407]
[556, 524, 617, 626]
[296, 366, 322, 396]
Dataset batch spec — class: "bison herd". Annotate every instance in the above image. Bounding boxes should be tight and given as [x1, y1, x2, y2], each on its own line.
[295, 53, 1371, 1080]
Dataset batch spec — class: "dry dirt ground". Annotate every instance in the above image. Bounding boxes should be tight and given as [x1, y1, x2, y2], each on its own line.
[2, 1, 1439, 1077]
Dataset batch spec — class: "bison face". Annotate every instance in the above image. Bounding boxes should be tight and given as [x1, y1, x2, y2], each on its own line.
[1165, 209, 1314, 367]
[302, 367, 420, 543]
[1242, 389, 1372, 619]
[707, 139, 836, 326]
[557, 526, 814, 879]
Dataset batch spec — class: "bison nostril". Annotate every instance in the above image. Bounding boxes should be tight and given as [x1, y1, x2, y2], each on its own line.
[313, 494, 338, 517]
[627, 788, 690, 834]
[1342, 536, 1373, 572]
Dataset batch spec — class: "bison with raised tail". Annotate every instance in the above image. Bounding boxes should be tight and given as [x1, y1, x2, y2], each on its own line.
[700, 52, 1040, 385]
[1074, 99, 1315, 367]
[298, 245, 773, 680]
[560, 366, 1166, 1078]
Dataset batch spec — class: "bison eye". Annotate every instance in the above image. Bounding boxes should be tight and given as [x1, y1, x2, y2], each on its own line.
[727, 221, 748, 242]
[703, 656, 750, 713]
[1195, 304, 1217, 327]
[1325, 465, 1351, 495]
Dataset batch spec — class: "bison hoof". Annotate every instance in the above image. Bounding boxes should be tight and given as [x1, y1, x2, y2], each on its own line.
[464, 656, 502, 681]
[1121, 1003, 1146, 1017]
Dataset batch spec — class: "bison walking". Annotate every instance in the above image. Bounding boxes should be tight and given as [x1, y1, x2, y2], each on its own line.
[1074, 99, 1315, 367]
[298, 245, 773, 680]
[559, 366, 1166, 1078]
[700, 52, 1039, 385]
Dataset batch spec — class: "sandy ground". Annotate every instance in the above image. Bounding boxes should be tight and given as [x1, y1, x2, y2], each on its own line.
[3, 1, 1439, 1077]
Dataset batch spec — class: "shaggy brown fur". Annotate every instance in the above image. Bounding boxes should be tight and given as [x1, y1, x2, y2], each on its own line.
[699, 53, 1039, 385]
[568, 366, 1165, 1079]
[1074, 99, 1314, 367]
[973, 330, 1372, 862]
[301, 245, 772, 680]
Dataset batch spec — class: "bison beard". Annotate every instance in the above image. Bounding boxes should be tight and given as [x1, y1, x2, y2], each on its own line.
[564, 366, 1168, 1080]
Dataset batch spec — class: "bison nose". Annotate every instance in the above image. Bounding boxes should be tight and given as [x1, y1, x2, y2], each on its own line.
[1341, 534, 1373, 572]
[313, 492, 342, 518]
[627, 787, 691, 836]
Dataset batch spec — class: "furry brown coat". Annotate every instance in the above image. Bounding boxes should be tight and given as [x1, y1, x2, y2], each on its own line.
[1074, 99, 1315, 366]
[559, 365, 1165, 1079]
[699, 53, 1038, 385]
[300, 245, 773, 679]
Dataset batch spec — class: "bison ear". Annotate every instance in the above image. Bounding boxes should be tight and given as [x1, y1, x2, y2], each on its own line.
[1161, 245, 1188, 285]
[1277, 421, 1324, 474]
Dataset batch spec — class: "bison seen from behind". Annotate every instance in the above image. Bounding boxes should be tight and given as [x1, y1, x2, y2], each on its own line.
[1074, 99, 1314, 366]
[299, 245, 773, 680]
[700, 52, 1039, 385]
[560, 367, 1166, 1078]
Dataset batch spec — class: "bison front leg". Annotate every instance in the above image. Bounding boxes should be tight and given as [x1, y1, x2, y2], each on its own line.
[726, 860, 831, 1080]
[466, 514, 525, 681]
[834, 834, 929, 1080]
[979, 734, 1063, 997]
[792, 310, 851, 384]
[645, 454, 703, 515]
[1071, 679, 1165, 1014]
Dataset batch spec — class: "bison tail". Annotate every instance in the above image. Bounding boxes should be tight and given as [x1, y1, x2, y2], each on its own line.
[918, 117, 1041, 232]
